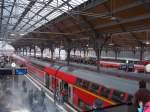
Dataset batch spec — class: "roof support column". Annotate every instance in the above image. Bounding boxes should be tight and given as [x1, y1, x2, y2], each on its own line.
[50, 47, 54, 60]
[29, 47, 32, 56]
[113, 46, 120, 60]
[33, 46, 36, 58]
[65, 38, 72, 66]
[23, 48, 25, 56]
[40, 47, 45, 59]
[140, 44, 144, 62]
[73, 48, 76, 57]
[83, 49, 86, 57]
[18, 48, 21, 55]
[93, 34, 110, 72]
[59, 48, 61, 60]
[25, 47, 28, 56]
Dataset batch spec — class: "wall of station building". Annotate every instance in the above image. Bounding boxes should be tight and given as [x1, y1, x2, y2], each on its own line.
[19, 47, 150, 60]
[70, 48, 150, 60]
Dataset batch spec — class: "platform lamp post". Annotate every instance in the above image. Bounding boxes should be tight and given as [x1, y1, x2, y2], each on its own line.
[54, 65, 64, 104]
[11, 62, 16, 88]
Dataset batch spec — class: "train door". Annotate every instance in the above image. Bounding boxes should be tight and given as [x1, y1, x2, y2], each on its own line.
[60, 81, 72, 103]
[45, 73, 49, 89]
[68, 84, 73, 104]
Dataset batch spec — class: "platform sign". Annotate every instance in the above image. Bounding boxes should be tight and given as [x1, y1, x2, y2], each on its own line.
[15, 68, 28, 75]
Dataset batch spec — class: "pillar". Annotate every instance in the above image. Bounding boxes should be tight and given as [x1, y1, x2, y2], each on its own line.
[93, 33, 110, 72]
[40, 47, 44, 58]
[140, 44, 144, 62]
[59, 48, 61, 60]
[65, 38, 72, 66]
[95, 48, 101, 72]
[66, 48, 71, 66]
[26, 48, 28, 56]
[83, 49, 86, 57]
[23, 48, 25, 56]
[73, 48, 76, 57]
[29, 48, 32, 56]
[34, 47, 36, 58]
[50, 48, 54, 60]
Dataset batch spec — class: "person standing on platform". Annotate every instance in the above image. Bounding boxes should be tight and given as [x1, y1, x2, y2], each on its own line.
[28, 89, 34, 110]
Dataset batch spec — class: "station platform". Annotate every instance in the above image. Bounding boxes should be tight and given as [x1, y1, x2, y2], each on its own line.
[0, 74, 75, 112]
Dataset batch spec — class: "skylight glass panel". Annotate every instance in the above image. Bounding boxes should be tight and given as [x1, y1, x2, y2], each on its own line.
[50, 0, 64, 7]
[31, 2, 45, 14]
[39, 9, 52, 17]
[46, 11, 61, 21]
[32, 15, 42, 23]
[25, 11, 36, 19]
[2, 0, 89, 34]
[10, 18, 17, 24]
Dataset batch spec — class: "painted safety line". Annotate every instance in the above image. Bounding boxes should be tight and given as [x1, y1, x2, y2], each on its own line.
[25, 75, 41, 91]
[27, 74, 78, 112]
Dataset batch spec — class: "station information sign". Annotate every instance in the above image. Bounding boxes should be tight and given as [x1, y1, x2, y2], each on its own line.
[15, 68, 28, 75]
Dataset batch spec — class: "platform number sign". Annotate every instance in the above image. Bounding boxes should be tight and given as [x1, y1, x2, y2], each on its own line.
[15, 68, 28, 75]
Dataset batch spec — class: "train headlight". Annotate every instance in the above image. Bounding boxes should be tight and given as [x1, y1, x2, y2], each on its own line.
[145, 64, 150, 73]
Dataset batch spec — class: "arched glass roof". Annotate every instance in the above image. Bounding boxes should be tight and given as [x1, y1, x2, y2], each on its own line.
[0, 0, 88, 41]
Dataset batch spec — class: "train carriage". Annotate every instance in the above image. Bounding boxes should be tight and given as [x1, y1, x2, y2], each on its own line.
[13, 55, 142, 111]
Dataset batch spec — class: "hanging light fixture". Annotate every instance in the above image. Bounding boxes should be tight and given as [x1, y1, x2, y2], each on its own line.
[145, 31, 150, 45]
[110, 0, 117, 21]
[109, 36, 114, 46]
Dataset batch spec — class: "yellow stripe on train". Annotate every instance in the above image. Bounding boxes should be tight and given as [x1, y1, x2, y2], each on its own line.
[73, 85, 117, 105]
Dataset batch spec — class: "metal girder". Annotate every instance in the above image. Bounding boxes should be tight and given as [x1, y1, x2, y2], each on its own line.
[61, 0, 98, 39]
[108, 25, 150, 34]
[0, 0, 4, 37]
[104, 3, 142, 44]
[139, 0, 150, 13]
[26, 0, 71, 31]
[4, 7, 36, 29]
[61, 1, 145, 31]
[84, 1, 145, 21]
[6, 0, 16, 29]
[18, 0, 53, 31]
[12, 0, 37, 30]
[75, 14, 150, 34]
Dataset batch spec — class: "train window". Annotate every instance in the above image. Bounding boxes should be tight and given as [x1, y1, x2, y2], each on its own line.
[111, 90, 125, 103]
[78, 99, 84, 108]
[76, 78, 82, 86]
[68, 86, 71, 97]
[82, 80, 90, 89]
[100, 87, 110, 98]
[90, 83, 99, 94]
[127, 95, 133, 103]
[84, 104, 91, 111]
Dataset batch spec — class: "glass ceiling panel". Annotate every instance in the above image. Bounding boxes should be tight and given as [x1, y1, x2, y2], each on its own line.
[2, 0, 89, 39]
[31, 2, 45, 14]
[32, 15, 43, 22]
[38, 9, 53, 17]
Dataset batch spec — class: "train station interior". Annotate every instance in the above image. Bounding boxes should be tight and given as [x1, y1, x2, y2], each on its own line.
[0, 0, 150, 112]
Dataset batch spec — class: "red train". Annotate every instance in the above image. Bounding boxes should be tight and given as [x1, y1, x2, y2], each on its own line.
[70, 56, 146, 73]
[13, 55, 136, 111]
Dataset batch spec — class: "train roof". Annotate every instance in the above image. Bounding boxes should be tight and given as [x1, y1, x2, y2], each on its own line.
[26, 57, 150, 95]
